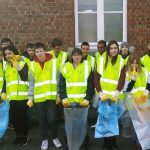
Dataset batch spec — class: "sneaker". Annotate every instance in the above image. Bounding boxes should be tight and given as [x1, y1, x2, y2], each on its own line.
[19, 136, 29, 146]
[52, 138, 62, 148]
[41, 139, 48, 150]
[91, 123, 96, 128]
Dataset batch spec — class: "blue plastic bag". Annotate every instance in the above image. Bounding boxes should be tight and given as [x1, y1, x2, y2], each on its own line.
[0, 100, 9, 138]
[95, 100, 119, 138]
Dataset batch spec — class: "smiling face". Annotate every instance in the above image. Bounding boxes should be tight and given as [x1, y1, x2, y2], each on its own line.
[98, 43, 105, 54]
[81, 45, 89, 56]
[109, 43, 119, 58]
[4, 49, 14, 62]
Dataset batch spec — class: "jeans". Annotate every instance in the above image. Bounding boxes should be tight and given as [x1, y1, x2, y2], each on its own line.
[35, 100, 57, 140]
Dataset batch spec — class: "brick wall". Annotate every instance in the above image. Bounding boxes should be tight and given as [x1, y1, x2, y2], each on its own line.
[0, 0, 75, 52]
[0, 0, 149, 53]
[128, 0, 150, 53]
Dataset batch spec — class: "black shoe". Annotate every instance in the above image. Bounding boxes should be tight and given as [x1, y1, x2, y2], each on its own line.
[103, 137, 114, 150]
[13, 137, 22, 145]
[0, 138, 3, 147]
[111, 137, 119, 150]
[19, 136, 29, 146]
[8, 123, 14, 129]
[81, 135, 89, 150]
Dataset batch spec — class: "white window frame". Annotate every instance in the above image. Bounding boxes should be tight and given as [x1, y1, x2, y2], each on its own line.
[74, 0, 127, 50]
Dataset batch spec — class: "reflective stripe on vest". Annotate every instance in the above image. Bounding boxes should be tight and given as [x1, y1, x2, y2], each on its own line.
[34, 80, 57, 87]
[67, 94, 86, 98]
[34, 92, 57, 99]
[31, 59, 57, 87]
[62, 52, 67, 64]
[9, 92, 28, 97]
[100, 78, 118, 85]
[66, 61, 88, 88]
[7, 81, 29, 87]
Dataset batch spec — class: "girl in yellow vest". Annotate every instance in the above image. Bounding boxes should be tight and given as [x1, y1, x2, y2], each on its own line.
[123, 53, 150, 150]
[3, 45, 29, 146]
[59, 48, 94, 149]
[28, 42, 62, 150]
[94, 40, 126, 150]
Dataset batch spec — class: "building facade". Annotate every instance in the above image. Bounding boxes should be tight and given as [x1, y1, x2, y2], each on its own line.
[0, 0, 149, 52]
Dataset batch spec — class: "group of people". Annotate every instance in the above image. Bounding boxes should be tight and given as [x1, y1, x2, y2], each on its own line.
[0, 37, 149, 150]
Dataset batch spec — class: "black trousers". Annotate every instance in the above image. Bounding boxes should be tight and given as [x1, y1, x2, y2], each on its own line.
[10, 100, 29, 137]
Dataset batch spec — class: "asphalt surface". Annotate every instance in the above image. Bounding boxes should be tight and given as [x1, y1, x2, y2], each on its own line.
[1, 107, 135, 150]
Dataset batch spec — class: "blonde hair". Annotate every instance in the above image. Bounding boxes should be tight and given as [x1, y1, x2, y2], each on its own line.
[126, 52, 142, 74]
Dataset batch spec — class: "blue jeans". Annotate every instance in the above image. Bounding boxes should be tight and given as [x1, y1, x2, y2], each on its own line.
[35, 100, 57, 140]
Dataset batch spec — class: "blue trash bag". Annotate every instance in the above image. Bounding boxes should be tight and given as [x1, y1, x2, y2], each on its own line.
[95, 100, 119, 138]
[0, 100, 9, 138]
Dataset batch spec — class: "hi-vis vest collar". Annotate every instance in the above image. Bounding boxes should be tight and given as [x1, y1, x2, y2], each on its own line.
[49, 50, 67, 64]
[30, 58, 57, 83]
[63, 61, 89, 88]
[98, 56, 124, 84]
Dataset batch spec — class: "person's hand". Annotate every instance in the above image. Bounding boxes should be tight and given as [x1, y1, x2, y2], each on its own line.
[80, 99, 89, 107]
[1, 93, 7, 100]
[27, 99, 33, 107]
[9, 55, 21, 69]
[132, 74, 138, 81]
[111, 91, 120, 103]
[99, 91, 107, 101]
[143, 90, 149, 97]
[62, 98, 70, 107]
[56, 95, 61, 104]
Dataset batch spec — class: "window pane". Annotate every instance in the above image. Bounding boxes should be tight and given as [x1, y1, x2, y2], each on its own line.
[104, 0, 123, 11]
[78, 0, 97, 12]
[104, 14, 123, 42]
[78, 14, 97, 42]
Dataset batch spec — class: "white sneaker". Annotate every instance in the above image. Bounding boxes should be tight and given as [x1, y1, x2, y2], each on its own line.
[52, 138, 62, 148]
[41, 139, 48, 150]
[91, 124, 96, 128]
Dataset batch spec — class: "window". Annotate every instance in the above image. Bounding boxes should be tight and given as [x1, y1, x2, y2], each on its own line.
[74, 0, 127, 49]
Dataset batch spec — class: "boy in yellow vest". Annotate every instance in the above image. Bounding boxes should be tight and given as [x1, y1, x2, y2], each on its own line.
[81, 42, 95, 70]
[28, 42, 62, 150]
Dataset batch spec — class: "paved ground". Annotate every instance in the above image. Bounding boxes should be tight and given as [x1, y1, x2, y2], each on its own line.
[1, 107, 135, 150]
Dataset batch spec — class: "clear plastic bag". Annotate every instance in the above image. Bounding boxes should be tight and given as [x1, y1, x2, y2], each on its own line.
[125, 93, 150, 150]
[64, 106, 89, 150]
[0, 100, 9, 138]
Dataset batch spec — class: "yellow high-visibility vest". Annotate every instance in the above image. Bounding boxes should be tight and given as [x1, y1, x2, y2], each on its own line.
[61, 61, 91, 103]
[96, 55, 125, 99]
[5, 61, 28, 100]
[126, 68, 148, 97]
[141, 54, 150, 73]
[30, 58, 58, 102]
